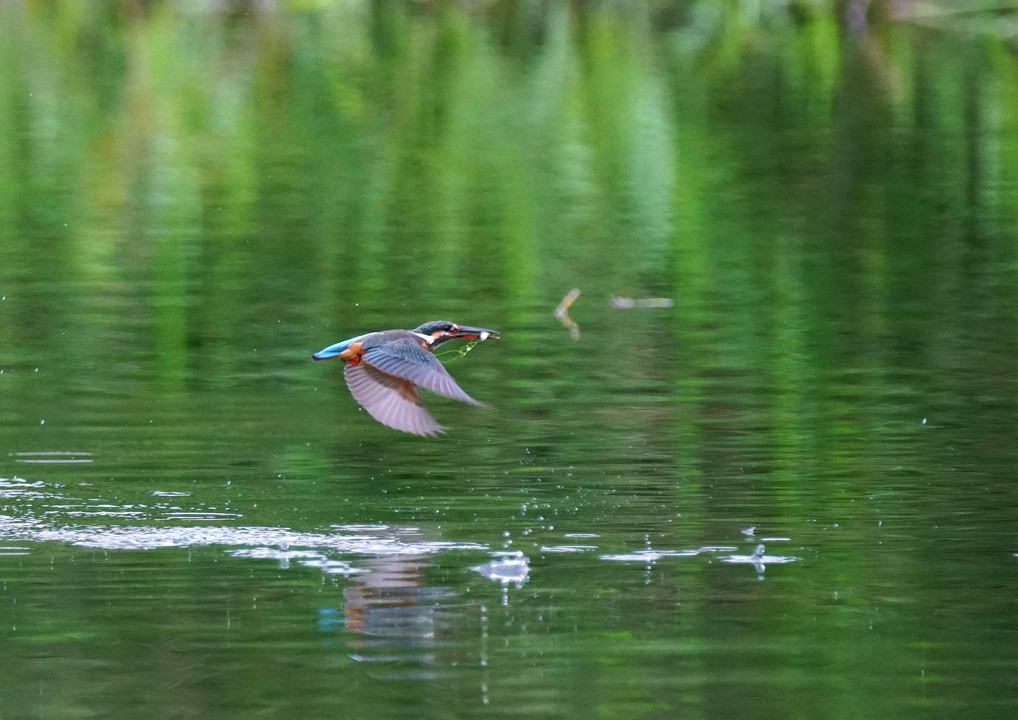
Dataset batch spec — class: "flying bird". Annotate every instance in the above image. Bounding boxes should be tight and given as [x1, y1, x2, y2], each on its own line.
[312, 321, 499, 436]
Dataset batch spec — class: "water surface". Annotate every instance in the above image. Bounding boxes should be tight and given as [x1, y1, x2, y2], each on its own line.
[2, 3, 1018, 718]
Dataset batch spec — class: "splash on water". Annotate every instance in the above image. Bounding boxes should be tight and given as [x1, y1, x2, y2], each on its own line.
[472, 551, 529, 587]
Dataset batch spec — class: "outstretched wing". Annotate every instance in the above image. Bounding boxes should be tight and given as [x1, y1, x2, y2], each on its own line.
[361, 338, 484, 406]
[344, 362, 444, 437]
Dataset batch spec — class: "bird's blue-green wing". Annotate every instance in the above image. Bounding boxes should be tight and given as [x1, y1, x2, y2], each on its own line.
[343, 362, 444, 436]
[361, 339, 483, 406]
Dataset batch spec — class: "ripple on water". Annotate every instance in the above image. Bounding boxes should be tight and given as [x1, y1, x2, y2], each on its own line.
[599, 543, 800, 570]
[599, 548, 700, 562]
[719, 543, 799, 570]
[540, 544, 598, 553]
[161, 511, 244, 521]
[10, 451, 94, 464]
[0, 477, 495, 584]
[0, 521, 489, 556]
[0, 476, 50, 500]
[0, 545, 31, 556]
[228, 547, 363, 576]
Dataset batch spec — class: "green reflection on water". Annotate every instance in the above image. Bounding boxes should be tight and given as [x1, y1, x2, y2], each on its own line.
[2, 2, 1018, 719]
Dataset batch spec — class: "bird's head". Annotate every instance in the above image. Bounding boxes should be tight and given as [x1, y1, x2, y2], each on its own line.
[412, 321, 500, 347]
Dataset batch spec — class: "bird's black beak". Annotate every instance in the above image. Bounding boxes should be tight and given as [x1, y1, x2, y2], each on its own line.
[450, 325, 499, 341]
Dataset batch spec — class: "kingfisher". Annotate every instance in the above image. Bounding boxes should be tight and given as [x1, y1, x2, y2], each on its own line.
[312, 321, 499, 436]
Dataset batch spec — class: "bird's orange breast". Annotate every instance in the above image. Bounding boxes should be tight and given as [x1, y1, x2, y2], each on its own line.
[339, 341, 364, 364]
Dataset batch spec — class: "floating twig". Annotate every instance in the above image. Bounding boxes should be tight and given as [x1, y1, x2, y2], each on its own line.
[554, 288, 581, 341]
[609, 295, 674, 309]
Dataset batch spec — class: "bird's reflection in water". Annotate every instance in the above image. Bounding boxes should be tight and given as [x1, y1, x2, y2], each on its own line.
[317, 554, 458, 666]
